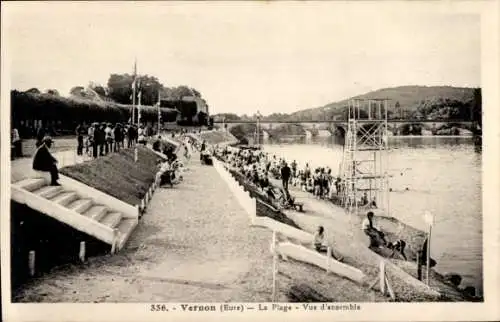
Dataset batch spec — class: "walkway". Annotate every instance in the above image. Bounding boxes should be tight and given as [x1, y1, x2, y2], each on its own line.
[13, 151, 275, 302]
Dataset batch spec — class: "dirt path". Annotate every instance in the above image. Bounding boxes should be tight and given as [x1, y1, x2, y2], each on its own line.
[14, 151, 277, 302]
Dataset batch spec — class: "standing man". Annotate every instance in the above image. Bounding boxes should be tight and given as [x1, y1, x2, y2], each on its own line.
[105, 123, 113, 154]
[33, 136, 60, 186]
[96, 123, 105, 156]
[88, 123, 97, 158]
[281, 162, 291, 192]
[75, 123, 85, 156]
[114, 123, 123, 152]
[11, 127, 22, 158]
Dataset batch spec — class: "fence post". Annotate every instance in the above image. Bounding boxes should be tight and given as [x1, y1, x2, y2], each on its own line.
[417, 250, 422, 281]
[326, 247, 332, 273]
[110, 229, 118, 254]
[28, 250, 36, 277]
[79, 241, 86, 263]
[272, 230, 278, 302]
[379, 260, 386, 295]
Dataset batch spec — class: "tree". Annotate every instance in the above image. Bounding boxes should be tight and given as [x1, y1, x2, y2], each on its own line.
[69, 86, 86, 97]
[191, 88, 201, 98]
[25, 88, 40, 94]
[45, 89, 60, 96]
[107, 74, 134, 104]
[136, 75, 163, 106]
[107, 73, 165, 105]
[89, 83, 107, 97]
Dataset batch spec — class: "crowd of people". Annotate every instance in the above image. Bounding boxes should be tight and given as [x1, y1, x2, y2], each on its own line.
[29, 121, 197, 188]
[74, 122, 156, 158]
[210, 144, 400, 259]
[212, 145, 378, 209]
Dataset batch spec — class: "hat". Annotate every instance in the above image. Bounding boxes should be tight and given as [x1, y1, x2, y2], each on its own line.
[42, 136, 53, 143]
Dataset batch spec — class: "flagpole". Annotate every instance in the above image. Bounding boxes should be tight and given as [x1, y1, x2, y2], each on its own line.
[138, 91, 142, 127]
[132, 58, 137, 125]
[133, 58, 138, 163]
[158, 90, 161, 136]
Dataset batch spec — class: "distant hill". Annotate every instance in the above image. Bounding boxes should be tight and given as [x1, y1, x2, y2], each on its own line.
[277, 86, 481, 122]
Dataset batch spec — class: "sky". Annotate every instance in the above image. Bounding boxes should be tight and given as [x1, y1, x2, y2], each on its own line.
[4, 2, 480, 116]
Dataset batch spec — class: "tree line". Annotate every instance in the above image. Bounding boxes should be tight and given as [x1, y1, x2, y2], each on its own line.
[24, 73, 208, 110]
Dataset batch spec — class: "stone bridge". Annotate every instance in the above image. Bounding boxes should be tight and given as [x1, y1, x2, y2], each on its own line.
[214, 120, 475, 137]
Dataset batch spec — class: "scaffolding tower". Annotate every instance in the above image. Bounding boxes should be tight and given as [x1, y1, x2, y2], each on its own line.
[340, 98, 390, 216]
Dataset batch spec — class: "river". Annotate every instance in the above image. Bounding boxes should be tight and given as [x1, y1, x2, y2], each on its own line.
[262, 136, 483, 296]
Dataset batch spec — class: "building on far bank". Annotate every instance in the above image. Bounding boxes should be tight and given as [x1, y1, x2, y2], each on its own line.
[160, 96, 210, 126]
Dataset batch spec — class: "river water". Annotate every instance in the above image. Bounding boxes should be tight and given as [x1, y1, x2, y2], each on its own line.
[262, 136, 482, 295]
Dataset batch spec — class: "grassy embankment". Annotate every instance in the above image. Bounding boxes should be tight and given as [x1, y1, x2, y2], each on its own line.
[60, 146, 161, 205]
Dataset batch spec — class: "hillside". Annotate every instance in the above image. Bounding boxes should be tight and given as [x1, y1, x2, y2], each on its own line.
[278, 86, 481, 122]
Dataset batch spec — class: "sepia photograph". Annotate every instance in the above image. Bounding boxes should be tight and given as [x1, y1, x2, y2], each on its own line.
[1, 1, 499, 321]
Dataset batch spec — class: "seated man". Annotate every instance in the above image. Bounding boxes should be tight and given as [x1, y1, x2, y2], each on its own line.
[387, 239, 407, 261]
[313, 226, 343, 261]
[157, 160, 174, 187]
[361, 211, 388, 248]
[152, 136, 162, 152]
[33, 136, 60, 186]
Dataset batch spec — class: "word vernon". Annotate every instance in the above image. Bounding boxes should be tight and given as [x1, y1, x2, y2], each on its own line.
[302, 303, 361, 311]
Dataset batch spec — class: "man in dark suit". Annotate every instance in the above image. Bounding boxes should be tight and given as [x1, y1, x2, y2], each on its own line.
[281, 162, 291, 192]
[32, 136, 60, 186]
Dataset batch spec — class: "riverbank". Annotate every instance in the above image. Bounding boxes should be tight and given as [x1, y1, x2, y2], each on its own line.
[278, 179, 479, 301]
[237, 160, 476, 301]
[206, 137, 480, 301]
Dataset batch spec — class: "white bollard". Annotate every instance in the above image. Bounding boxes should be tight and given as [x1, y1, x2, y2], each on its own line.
[380, 260, 386, 295]
[79, 241, 86, 262]
[141, 198, 145, 210]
